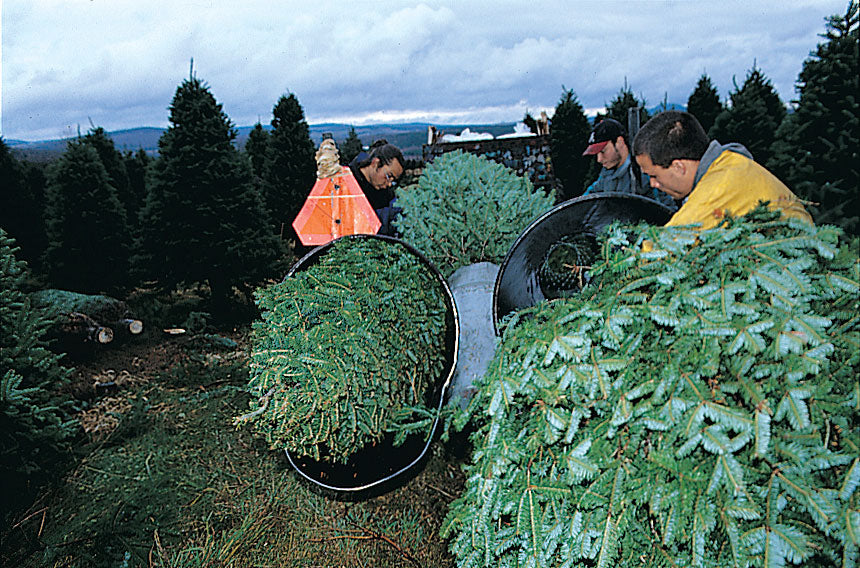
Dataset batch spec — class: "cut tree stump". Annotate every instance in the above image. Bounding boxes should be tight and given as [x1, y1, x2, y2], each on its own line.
[30, 289, 144, 354]
[60, 312, 114, 344]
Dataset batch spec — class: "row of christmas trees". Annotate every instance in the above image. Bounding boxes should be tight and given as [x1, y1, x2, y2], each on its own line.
[0, 3, 856, 317]
[1, 77, 318, 314]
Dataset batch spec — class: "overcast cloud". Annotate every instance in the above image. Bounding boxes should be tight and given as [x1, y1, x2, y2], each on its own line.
[0, 0, 848, 141]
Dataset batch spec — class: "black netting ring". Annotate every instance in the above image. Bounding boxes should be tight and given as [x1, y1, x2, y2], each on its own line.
[538, 231, 598, 298]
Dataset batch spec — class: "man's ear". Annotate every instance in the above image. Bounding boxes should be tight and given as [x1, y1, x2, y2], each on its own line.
[670, 159, 688, 175]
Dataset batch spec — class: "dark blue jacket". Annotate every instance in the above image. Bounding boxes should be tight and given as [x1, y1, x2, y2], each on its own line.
[584, 155, 676, 209]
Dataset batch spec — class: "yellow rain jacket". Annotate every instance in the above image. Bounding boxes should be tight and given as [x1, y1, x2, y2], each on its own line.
[666, 144, 813, 230]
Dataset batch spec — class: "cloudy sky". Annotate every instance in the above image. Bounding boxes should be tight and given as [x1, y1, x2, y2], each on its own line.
[0, 0, 849, 142]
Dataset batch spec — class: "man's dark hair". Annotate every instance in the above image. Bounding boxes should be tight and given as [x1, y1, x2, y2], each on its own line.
[632, 110, 709, 167]
[355, 139, 404, 169]
[608, 121, 632, 157]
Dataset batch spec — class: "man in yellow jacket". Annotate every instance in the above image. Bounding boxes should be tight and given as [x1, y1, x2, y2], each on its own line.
[632, 110, 812, 230]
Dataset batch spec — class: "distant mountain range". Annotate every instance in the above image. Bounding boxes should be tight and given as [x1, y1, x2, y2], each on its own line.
[6, 103, 686, 163]
[6, 122, 521, 163]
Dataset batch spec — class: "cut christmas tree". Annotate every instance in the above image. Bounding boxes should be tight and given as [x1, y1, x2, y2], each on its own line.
[444, 208, 859, 568]
[395, 150, 555, 278]
[238, 236, 454, 465]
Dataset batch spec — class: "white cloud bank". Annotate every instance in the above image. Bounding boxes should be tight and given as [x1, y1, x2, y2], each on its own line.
[0, 0, 848, 141]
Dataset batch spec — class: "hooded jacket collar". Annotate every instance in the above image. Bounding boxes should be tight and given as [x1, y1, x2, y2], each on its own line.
[693, 140, 753, 189]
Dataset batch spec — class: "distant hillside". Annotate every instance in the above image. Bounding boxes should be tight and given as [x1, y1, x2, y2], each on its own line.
[238, 122, 520, 159]
[7, 102, 692, 163]
[7, 127, 165, 162]
[646, 103, 686, 114]
[9, 122, 520, 163]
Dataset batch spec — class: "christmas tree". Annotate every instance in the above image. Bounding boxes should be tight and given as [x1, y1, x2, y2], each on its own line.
[602, 80, 650, 127]
[710, 64, 786, 166]
[339, 126, 364, 167]
[261, 93, 317, 242]
[687, 73, 724, 134]
[137, 73, 281, 314]
[444, 208, 859, 567]
[549, 88, 592, 201]
[0, 139, 46, 268]
[1, 229, 77, 518]
[244, 122, 269, 180]
[769, 2, 859, 236]
[43, 140, 132, 295]
[238, 237, 451, 464]
[395, 150, 555, 278]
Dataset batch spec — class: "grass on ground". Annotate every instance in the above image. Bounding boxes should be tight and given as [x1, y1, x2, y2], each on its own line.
[3, 329, 465, 568]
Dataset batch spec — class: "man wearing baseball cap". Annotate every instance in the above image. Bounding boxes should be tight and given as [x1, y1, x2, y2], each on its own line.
[582, 118, 673, 207]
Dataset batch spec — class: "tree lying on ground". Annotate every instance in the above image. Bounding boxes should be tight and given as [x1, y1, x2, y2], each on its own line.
[444, 208, 859, 568]
[30, 288, 144, 348]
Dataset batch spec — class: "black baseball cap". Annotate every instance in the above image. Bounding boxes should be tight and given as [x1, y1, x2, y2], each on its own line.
[583, 119, 626, 155]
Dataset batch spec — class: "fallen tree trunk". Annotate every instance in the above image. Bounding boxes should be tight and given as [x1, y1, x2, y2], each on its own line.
[57, 312, 114, 344]
[112, 318, 144, 339]
[30, 289, 137, 324]
[30, 289, 145, 349]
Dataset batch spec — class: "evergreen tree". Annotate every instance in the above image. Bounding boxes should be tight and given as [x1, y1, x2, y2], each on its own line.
[584, 82, 651, 189]
[20, 161, 50, 273]
[396, 150, 555, 277]
[710, 64, 786, 166]
[244, 122, 269, 179]
[261, 93, 316, 241]
[0, 139, 25, 223]
[79, 127, 140, 242]
[0, 139, 45, 268]
[339, 126, 363, 166]
[603, 80, 650, 130]
[138, 75, 282, 316]
[81, 127, 130, 198]
[443, 210, 859, 568]
[686, 73, 724, 133]
[549, 88, 592, 201]
[1, 228, 77, 519]
[122, 148, 150, 231]
[239, 238, 450, 464]
[43, 140, 132, 295]
[769, 1, 859, 236]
